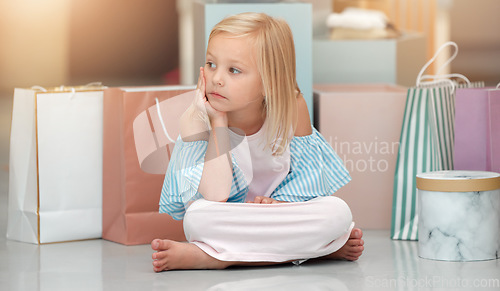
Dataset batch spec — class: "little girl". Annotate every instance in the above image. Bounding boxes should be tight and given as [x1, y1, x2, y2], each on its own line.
[151, 12, 364, 272]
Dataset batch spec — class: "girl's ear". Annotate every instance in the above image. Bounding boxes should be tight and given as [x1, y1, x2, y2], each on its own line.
[261, 90, 267, 108]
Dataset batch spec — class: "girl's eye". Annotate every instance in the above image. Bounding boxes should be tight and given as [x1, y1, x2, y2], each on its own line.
[206, 62, 216, 68]
[229, 67, 241, 74]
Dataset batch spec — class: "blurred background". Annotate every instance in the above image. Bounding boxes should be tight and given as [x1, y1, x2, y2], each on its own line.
[0, 0, 179, 90]
[0, 0, 499, 235]
[0, 0, 499, 92]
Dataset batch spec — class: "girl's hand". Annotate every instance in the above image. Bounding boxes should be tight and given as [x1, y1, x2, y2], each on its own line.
[195, 67, 227, 127]
[180, 67, 217, 140]
[249, 196, 282, 204]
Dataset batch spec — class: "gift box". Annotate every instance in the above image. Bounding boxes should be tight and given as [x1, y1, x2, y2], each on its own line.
[313, 84, 407, 229]
[312, 33, 425, 87]
[417, 170, 500, 261]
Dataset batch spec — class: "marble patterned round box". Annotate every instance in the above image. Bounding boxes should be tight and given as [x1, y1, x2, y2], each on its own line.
[416, 170, 500, 261]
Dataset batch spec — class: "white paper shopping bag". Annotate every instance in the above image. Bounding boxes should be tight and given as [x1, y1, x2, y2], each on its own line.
[7, 85, 104, 244]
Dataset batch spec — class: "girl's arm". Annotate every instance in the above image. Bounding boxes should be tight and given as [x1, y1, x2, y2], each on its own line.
[294, 93, 313, 137]
[197, 115, 232, 202]
[181, 67, 233, 202]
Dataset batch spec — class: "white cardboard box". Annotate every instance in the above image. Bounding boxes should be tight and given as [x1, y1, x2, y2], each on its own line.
[313, 33, 426, 87]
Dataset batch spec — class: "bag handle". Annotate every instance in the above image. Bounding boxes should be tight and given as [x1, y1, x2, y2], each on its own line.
[31, 86, 48, 92]
[31, 82, 106, 92]
[419, 73, 471, 87]
[417, 78, 456, 90]
[496, 82, 500, 89]
[30, 85, 77, 98]
[416, 41, 468, 87]
[155, 97, 176, 143]
[61, 82, 107, 91]
[84, 82, 106, 88]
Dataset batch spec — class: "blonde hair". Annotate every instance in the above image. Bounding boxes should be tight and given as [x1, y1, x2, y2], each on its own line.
[209, 12, 299, 155]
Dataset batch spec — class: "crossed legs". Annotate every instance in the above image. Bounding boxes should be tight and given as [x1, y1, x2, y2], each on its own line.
[151, 196, 364, 272]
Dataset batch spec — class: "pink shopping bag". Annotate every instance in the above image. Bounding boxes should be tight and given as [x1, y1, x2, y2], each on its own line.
[102, 86, 194, 245]
[454, 87, 500, 173]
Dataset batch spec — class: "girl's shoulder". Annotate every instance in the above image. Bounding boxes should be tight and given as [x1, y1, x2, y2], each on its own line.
[294, 93, 312, 137]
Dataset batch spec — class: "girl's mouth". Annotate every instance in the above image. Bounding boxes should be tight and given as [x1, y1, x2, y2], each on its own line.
[209, 92, 226, 99]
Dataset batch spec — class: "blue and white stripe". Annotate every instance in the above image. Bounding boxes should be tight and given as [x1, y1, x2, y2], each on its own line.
[271, 128, 351, 202]
[159, 127, 351, 220]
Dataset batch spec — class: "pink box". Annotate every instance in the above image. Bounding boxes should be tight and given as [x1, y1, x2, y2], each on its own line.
[314, 84, 407, 229]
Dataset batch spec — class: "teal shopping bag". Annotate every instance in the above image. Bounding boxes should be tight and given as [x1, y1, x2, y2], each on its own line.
[390, 42, 483, 240]
[391, 84, 454, 240]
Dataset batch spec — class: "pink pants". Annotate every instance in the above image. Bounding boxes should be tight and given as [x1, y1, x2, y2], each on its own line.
[183, 196, 354, 262]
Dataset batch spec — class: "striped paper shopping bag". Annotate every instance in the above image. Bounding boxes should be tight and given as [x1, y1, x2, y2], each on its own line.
[390, 41, 485, 240]
[391, 82, 485, 240]
[391, 84, 455, 240]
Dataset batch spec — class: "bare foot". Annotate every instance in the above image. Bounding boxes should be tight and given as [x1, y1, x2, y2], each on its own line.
[151, 239, 229, 272]
[151, 228, 364, 271]
[322, 228, 364, 261]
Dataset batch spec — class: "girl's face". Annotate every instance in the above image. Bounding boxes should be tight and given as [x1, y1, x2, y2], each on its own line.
[204, 33, 265, 116]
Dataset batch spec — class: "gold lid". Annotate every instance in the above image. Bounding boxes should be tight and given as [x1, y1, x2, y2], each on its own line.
[416, 171, 500, 192]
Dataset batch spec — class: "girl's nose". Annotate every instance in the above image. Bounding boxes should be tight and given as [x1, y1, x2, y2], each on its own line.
[212, 70, 224, 87]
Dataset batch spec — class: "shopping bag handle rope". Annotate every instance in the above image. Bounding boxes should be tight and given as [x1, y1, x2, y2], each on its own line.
[30, 85, 76, 98]
[84, 82, 107, 88]
[30, 82, 106, 93]
[416, 41, 462, 87]
[155, 98, 176, 144]
[31, 86, 47, 92]
[419, 73, 470, 87]
[417, 78, 455, 89]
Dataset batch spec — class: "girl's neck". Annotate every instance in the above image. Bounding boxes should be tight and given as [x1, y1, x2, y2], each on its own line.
[227, 111, 265, 136]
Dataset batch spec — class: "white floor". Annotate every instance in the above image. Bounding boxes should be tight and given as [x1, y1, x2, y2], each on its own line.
[1, 91, 500, 291]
